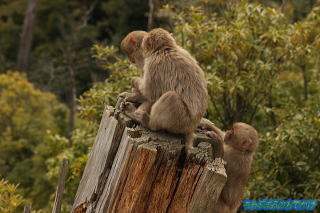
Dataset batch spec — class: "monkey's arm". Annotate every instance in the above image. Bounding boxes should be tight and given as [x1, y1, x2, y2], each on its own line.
[198, 118, 225, 139]
[119, 88, 146, 104]
[194, 131, 224, 158]
[131, 77, 143, 90]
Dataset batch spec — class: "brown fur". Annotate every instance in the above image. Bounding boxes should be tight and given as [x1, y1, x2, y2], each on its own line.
[123, 28, 208, 150]
[207, 122, 259, 213]
[120, 30, 148, 70]
[120, 31, 148, 103]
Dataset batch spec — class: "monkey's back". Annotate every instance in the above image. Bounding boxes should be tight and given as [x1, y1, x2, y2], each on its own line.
[143, 47, 208, 119]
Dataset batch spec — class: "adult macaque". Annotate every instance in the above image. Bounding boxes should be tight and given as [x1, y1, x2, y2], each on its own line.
[206, 122, 259, 213]
[122, 28, 208, 151]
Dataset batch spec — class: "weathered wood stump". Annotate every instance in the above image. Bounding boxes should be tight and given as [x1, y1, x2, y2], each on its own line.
[72, 106, 226, 213]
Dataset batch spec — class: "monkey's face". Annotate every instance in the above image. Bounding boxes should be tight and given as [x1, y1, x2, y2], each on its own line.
[224, 123, 258, 152]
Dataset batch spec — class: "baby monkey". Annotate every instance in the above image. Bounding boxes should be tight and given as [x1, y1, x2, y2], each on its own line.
[204, 121, 259, 213]
[119, 31, 148, 104]
[121, 28, 208, 152]
[120, 30, 147, 71]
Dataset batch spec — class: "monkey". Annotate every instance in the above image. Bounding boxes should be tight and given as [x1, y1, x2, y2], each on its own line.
[119, 30, 149, 104]
[121, 28, 208, 152]
[120, 33, 219, 154]
[205, 122, 259, 213]
[120, 30, 148, 71]
[120, 31, 224, 156]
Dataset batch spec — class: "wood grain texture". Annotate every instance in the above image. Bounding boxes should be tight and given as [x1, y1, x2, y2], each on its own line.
[52, 159, 68, 213]
[72, 106, 227, 213]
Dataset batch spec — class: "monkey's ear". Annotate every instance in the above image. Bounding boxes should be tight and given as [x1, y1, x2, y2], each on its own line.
[144, 37, 152, 49]
[241, 138, 252, 150]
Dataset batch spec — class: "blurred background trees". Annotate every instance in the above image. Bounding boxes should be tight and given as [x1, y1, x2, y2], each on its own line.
[0, 0, 319, 212]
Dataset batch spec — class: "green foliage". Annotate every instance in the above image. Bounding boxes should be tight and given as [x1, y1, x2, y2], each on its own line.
[249, 100, 320, 199]
[0, 71, 68, 210]
[0, 0, 319, 211]
[168, 3, 290, 127]
[78, 45, 139, 123]
[0, 179, 25, 213]
[0, 0, 150, 100]
[45, 121, 96, 212]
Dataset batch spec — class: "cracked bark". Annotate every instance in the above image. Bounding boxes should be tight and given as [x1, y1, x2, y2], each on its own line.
[72, 105, 226, 213]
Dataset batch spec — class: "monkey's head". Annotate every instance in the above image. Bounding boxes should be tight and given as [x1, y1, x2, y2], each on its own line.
[224, 122, 259, 153]
[142, 28, 176, 54]
[121, 31, 148, 67]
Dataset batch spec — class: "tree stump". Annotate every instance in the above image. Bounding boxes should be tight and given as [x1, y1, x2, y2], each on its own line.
[72, 105, 226, 213]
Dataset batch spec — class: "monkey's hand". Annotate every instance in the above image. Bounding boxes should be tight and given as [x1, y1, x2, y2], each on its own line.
[131, 77, 142, 89]
[206, 131, 224, 159]
[198, 118, 216, 131]
[120, 100, 137, 113]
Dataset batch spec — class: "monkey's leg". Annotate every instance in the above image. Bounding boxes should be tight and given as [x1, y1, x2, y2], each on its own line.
[147, 91, 198, 152]
[184, 133, 197, 152]
[122, 101, 152, 127]
[148, 91, 191, 132]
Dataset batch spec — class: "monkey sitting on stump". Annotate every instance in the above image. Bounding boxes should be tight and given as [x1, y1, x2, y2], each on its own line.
[119, 31, 148, 104]
[120, 28, 208, 153]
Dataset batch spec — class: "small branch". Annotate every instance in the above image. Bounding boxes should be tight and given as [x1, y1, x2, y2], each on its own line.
[52, 159, 69, 213]
[23, 204, 32, 213]
[280, 0, 287, 12]
[17, 0, 37, 72]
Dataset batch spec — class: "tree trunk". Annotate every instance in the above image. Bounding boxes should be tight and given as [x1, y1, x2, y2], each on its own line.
[72, 105, 227, 213]
[17, 0, 37, 72]
[148, 0, 155, 30]
[68, 64, 77, 145]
